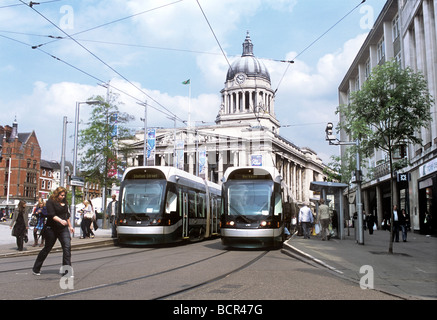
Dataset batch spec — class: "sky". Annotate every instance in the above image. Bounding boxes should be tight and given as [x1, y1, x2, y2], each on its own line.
[0, 0, 386, 165]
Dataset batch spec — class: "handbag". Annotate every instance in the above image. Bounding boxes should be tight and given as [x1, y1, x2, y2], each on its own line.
[84, 212, 94, 219]
[29, 214, 38, 227]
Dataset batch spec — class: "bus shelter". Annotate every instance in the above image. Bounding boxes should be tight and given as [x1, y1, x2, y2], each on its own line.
[310, 181, 348, 240]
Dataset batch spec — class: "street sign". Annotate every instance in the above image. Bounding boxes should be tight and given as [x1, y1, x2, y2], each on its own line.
[70, 176, 84, 187]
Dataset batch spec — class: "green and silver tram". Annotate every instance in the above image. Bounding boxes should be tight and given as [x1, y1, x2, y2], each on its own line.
[220, 166, 285, 248]
[117, 166, 221, 245]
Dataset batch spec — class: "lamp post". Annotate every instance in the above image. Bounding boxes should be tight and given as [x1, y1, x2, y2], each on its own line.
[71, 100, 100, 234]
[60, 116, 68, 188]
[325, 122, 364, 245]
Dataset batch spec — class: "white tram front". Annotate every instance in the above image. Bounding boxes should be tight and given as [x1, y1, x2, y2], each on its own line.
[117, 166, 221, 245]
[220, 167, 285, 248]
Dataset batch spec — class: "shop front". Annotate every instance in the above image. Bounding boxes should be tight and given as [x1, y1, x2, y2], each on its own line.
[417, 158, 437, 235]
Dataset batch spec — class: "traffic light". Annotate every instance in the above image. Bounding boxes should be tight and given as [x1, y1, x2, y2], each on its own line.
[325, 122, 337, 142]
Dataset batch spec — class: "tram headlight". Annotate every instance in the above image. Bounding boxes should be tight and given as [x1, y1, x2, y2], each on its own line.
[150, 219, 161, 225]
[260, 221, 271, 228]
[226, 221, 235, 227]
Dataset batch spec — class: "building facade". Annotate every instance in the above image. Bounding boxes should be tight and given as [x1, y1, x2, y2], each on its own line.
[338, 0, 437, 234]
[0, 119, 101, 211]
[125, 33, 328, 210]
[0, 119, 41, 212]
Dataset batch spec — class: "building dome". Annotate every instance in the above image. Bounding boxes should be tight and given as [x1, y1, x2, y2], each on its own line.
[226, 32, 270, 83]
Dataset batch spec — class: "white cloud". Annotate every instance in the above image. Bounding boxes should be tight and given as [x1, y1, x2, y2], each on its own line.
[266, 33, 367, 162]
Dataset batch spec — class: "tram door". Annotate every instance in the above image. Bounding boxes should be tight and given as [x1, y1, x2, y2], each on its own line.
[211, 198, 219, 235]
[181, 192, 189, 239]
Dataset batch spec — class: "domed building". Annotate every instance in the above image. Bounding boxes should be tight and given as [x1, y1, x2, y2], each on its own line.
[217, 32, 280, 132]
[125, 33, 328, 207]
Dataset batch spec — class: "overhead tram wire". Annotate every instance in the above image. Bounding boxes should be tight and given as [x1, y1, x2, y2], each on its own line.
[18, 0, 184, 124]
[0, 28, 291, 65]
[0, 33, 177, 121]
[274, 0, 367, 95]
[0, 0, 62, 9]
[195, 0, 267, 127]
[32, 0, 186, 49]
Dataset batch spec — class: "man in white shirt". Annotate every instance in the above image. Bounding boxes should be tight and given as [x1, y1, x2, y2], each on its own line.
[107, 194, 118, 238]
[298, 202, 314, 239]
[392, 205, 400, 242]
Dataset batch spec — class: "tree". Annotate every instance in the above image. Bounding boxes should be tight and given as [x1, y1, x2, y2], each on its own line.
[78, 94, 135, 218]
[337, 60, 434, 253]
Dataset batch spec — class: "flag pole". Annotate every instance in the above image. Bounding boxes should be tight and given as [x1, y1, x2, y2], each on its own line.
[182, 79, 191, 128]
[188, 80, 191, 128]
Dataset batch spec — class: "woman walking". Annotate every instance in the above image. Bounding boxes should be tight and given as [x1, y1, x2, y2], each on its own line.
[32, 199, 47, 247]
[80, 200, 94, 238]
[10, 200, 29, 251]
[32, 187, 74, 276]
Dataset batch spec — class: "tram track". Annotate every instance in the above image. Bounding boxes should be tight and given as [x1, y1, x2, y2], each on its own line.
[152, 250, 268, 300]
[35, 249, 268, 300]
[0, 246, 157, 275]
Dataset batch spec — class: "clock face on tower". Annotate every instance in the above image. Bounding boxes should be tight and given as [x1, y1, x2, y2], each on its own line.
[235, 73, 246, 84]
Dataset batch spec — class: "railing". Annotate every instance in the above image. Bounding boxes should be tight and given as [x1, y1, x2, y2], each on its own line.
[373, 161, 390, 179]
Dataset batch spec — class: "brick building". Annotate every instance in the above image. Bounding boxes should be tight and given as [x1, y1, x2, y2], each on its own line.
[0, 119, 41, 213]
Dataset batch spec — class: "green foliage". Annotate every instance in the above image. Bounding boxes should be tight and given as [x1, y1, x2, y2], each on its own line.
[78, 94, 135, 188]
[337, 60, 433, 253]
[338, 60, 433, 156]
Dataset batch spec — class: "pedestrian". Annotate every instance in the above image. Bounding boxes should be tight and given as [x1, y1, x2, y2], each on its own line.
[89, 199, 98, 236]
[106, 194, 118, 238]
[400, 209, 409, 242]
[32, 187, 74, 276]
[317, 199, 330, 241]
[382, 211, 391, 231]
[424, 211, 432, 234]
[10, 200, 29, 251]
[0, 208, 6, 222]
[80, 200, 94, 239]
[366, 212, 375, 235]
[298, 202, 314, 239]
[32, 199, 47, 247]
[331, 210, 338, 235]
[392, 205, 400, 242]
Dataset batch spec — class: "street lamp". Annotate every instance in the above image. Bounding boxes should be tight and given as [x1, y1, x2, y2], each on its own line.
[70, 100, 100, 234]
[325, 122, 364, 245]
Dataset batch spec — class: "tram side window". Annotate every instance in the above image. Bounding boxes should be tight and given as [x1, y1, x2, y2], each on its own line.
[166, 190, 177, 214]
[188, 191, 196, 218]
[198, 193, 206, 218]
[187, 191, 206, 218]
[274, 190, 282, 216]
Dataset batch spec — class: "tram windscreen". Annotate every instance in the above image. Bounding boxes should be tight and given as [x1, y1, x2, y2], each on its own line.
[227, 182, 273, 216]
[121, 181, 165, 215]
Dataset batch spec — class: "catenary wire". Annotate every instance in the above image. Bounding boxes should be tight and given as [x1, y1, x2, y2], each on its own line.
[18, 0, 184, 123]
[0, 0, 62, 9]
[33, 0, 186, 49]
[0, 33, 178, 121]
[275, 0, 367, 94]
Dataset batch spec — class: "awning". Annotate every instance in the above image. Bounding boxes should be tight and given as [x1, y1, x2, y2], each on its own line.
[310, 181, 348, 194]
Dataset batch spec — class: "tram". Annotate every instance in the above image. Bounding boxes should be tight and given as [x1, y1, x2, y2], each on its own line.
[220, 166, 285, 248]
[117, 166, 221, 245]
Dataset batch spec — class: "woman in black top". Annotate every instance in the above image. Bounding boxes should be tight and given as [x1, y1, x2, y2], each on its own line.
[32, 187, 74, 276]
[10, 200, 29, 251]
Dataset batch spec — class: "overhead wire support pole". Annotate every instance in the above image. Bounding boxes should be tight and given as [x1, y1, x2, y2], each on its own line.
[138, 101, 148, 166]
[325, 123, 364, 245]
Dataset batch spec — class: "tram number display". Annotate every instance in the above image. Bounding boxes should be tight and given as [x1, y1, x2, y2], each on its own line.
[227, 168, 272, 180]
[228, 173, 271, 180]
[125, 170, 165, 180]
